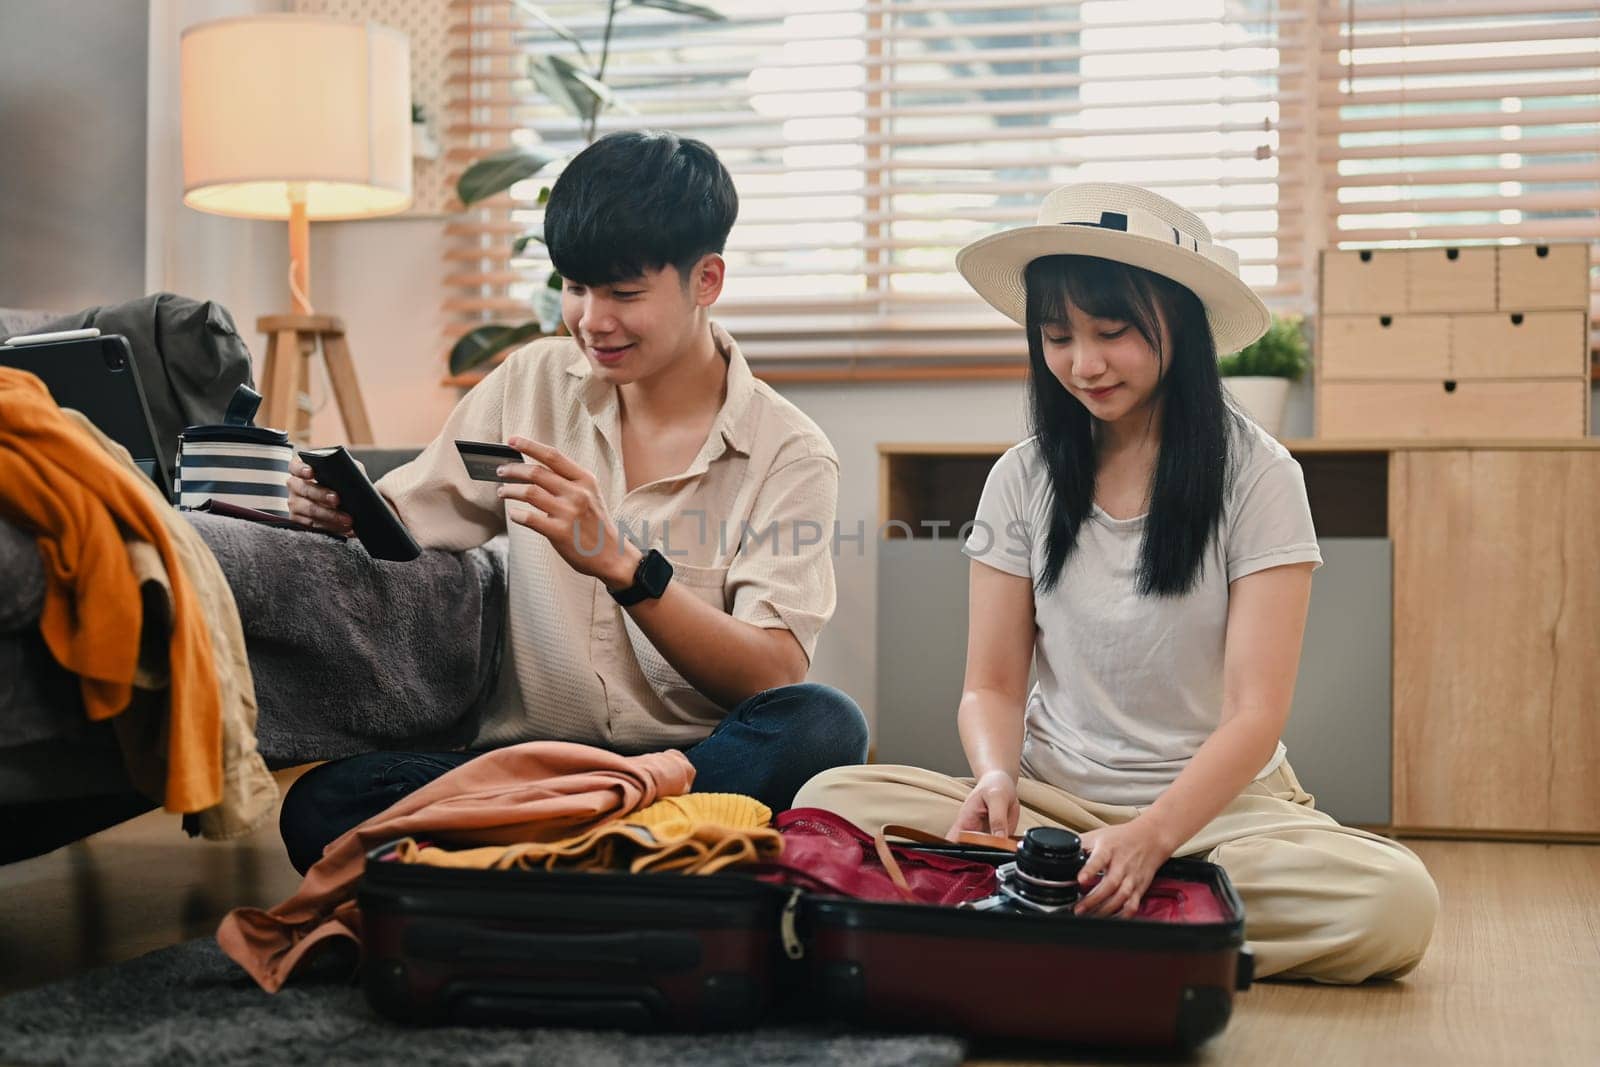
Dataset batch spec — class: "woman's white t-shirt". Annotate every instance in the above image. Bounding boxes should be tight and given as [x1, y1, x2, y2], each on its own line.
[961, 416, 1323, 806]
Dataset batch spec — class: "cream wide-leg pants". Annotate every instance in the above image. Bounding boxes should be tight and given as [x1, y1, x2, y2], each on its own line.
[793, 760, 1439, 984]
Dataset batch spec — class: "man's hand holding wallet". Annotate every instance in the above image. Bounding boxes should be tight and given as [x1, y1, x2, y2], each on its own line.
[287, 447, 421, 562]
[287, 457, 358, 536]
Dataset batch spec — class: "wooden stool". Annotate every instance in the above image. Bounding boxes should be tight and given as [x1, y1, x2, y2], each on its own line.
[256, 314, 373, 444]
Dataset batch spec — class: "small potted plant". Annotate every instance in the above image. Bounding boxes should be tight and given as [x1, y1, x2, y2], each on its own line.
[1218, 314, 1310, 437]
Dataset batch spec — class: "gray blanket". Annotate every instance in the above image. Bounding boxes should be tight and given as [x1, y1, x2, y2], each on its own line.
[0, 519, 45, 634]
[0, 514, 507, 770]
[0, 522, 77, 756]
[185, 513, 507, 765]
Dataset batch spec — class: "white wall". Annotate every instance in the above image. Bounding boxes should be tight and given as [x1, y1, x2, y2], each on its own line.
[146, 0, 289, 350]
[0, 1, 149, 311]
[303, 219, 459, 445]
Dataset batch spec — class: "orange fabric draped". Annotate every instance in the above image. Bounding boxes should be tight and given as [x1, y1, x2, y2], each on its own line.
[0, 367, 222, 813]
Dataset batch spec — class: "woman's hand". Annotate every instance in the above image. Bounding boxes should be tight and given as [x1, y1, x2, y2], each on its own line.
[286, 460, 354, 535]
[1073, 815, 1178, 918]
[947, 769, 1020, 839]
[495, 436, 638, 587]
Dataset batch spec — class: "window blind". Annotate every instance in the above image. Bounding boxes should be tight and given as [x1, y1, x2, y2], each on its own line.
[442, 0, 1299, 371]
[1318, 0, 1600, 355]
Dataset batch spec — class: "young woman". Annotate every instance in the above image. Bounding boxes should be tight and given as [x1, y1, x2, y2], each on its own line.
[795, 184, 1437, 984]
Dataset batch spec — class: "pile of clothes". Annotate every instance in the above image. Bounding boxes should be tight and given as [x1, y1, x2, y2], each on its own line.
[0, 367, 276, 840]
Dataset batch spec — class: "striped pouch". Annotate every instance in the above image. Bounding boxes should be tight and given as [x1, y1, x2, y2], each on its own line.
[175, 386, 293, 517]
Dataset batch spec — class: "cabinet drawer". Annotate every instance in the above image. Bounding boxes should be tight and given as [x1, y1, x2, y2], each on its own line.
[1319, 315, 1449, 379]
[1449, 311, 1588, 379]
[1319, 379, 1588, 439]
[1321, 250, 1409, 313]
[1498, 244, 1591, 309]
[1407, 247, 1496, 312]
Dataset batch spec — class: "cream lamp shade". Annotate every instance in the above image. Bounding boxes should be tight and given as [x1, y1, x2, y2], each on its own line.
[180, 15, 412, 221]
[179, 14, 410, 443]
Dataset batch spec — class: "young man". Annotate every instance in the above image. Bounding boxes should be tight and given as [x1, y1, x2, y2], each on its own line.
[278, 131, 866, 874]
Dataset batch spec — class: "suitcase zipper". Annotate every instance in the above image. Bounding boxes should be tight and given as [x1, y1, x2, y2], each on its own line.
[781, 888, 805, 960]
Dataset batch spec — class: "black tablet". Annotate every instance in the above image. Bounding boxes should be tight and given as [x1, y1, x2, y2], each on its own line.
[297, 446, 421, 562]
[0, 334, 173, 500]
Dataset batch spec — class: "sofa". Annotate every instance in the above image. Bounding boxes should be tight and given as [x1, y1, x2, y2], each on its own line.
[1, 298, 507, 862]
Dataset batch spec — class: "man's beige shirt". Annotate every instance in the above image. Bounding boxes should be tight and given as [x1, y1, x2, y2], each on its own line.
[376, 324, 839, 751]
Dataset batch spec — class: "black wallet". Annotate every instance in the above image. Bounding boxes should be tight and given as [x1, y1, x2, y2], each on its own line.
[297, 446, 422, 562]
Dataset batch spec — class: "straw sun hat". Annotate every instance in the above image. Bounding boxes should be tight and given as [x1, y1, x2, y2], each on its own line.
[955, 182, 1272, 356]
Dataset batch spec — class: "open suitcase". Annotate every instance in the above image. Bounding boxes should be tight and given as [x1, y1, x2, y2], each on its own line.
[358, 813, 1253, 1051]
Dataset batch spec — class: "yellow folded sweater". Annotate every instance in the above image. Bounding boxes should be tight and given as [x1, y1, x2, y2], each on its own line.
[391, 792, 780, 875]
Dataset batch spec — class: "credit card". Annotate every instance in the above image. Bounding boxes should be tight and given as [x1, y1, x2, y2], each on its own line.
[455, 440, 524, 482]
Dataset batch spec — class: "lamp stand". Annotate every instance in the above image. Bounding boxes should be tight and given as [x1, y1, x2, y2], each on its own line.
[256, 187, 374, 443]
[257, 314, 373, 444]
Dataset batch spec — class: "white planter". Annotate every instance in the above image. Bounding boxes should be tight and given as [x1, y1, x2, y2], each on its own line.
[1222, 376, 1292, 437]
[412, 120, 440, 161]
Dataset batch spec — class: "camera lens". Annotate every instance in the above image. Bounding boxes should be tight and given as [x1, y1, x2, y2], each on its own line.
[1016, 827, 1085, 883]
[998, 827, 1086, 909]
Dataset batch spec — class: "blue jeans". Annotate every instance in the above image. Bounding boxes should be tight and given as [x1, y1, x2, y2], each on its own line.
[279, 682, 868, 874]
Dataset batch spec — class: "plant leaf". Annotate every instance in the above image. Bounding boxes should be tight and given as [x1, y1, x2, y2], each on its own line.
[552, 53, 617, 120]
[632, 0, 727, 20]
[1217, 315, 1309, 379]
[529, 53, 616, 124]
[536, 270, 565, 333]
[512, 231, 547, 256]
[456, 144, 563, 206]
[509, 0, 589, 61]
[448, 321, 545, 377]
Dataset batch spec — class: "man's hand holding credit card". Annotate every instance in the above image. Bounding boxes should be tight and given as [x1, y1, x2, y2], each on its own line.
[454, 439, 525, 482]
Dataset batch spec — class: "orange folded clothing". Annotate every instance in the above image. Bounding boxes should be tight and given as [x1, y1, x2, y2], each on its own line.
[217, 742, 696, 993]
[0, 368, 222, 816]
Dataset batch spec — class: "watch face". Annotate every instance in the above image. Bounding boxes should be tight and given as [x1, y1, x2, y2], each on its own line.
[639, 549, 674, 597]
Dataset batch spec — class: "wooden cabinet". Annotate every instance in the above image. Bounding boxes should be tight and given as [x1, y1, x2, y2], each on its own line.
[1406, 247, 1497, 312]
[1390, 449, 1600, 835]
[1321, 250, 1409, 313]
[1316, 246, 1592, 441]
[1449, 310, 1589, 379]
[1497, 244, 1591, 309]
[1320, 380, 1588, 440]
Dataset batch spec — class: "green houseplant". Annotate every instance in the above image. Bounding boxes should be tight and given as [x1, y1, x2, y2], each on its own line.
[1218, 314, 1310, 437]
[448, 0, 725, 378]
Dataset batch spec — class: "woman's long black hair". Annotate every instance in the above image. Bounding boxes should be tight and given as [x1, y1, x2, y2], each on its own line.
[1025, 254, 1239, 597]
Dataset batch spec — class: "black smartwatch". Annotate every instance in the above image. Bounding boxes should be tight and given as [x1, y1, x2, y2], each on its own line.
[609, 548, 673, 606]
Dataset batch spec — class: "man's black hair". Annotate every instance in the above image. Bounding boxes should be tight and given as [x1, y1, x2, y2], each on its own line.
[544, 129, 738, 286]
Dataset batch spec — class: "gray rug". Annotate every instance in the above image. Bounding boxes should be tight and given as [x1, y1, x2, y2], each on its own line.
[0, 939, 965, 1067]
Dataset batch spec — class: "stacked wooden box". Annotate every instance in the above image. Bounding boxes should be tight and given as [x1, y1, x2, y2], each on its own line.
[1317, 244, 1591, 439]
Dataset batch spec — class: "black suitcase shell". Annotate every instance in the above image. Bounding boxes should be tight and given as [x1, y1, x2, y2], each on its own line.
[359, 840, 798, 1031]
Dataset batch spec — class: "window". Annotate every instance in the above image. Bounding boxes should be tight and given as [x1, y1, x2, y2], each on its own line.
[444, 0, 1297, 370]
[1319, 0, 1600, 353]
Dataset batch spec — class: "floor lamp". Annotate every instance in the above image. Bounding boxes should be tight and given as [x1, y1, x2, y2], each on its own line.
[179, 14, 413, 444]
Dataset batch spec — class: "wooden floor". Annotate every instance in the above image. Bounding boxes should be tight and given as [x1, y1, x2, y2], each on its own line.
[1, 811, 1596, 1066]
